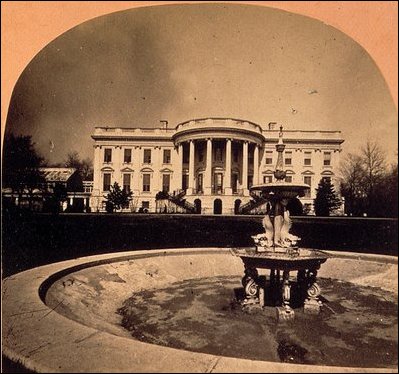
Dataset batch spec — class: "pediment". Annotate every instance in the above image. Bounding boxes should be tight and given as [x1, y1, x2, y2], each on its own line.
[101, 166, 114, 172]
[121, 167, 134, 172]
[321, 170, 334, 175]
[301, 170, 315, 175]
[140, 167, 154, 173]
[160, 168, 174, 173]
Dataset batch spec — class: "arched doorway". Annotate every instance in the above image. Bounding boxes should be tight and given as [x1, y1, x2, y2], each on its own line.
[214, 199, 222, 214]
[194, 199, 202, 214]
[234, 199, 241, 214]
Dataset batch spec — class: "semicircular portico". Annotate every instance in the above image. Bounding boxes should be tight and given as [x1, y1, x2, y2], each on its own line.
[172, 118, 266, 199]
[172, 118, 265, 146]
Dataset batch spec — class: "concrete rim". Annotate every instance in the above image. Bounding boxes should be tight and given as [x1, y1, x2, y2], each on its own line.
[3, 248, 398, 373]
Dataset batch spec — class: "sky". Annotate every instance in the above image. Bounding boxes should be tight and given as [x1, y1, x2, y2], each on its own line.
[5, 3, 398, 165]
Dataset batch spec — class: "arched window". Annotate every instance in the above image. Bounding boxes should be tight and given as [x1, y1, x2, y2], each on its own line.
[214, 199, 222, 214]
[194, 199, 202, 214]
[234, 199, 241, 214]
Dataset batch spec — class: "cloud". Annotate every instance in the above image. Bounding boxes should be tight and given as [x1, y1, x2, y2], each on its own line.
[5, 3, 397, 163]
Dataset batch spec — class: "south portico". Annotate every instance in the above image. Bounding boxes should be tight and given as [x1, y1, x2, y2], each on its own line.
[173, 118, 264, 214]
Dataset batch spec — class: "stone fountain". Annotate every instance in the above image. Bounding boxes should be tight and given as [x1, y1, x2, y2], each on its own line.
[231, 126, 330, 320]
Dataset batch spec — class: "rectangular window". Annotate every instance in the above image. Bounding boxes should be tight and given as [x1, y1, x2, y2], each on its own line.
[84, 185, 93, 193]
[248, 153, 254, 165]
[143, 174, 151, 192]
[304, 151, 312, 166]
[104, 148, 112, 163]
[263, 175, 273, 184]
[215, 147, 223, 162]
[233, 149, 239, 163]
[197, 173, 203, 193]
[198, 148, 204, 162]
[214, 173, 223, 193]
[265, 151, 273, 165]
[103, 173, 111, 191]
[323, 176, 331, 183]
[285, 175, 292, 183]
[182, 174, 188, 190]
[304, 176, 312, 197]
[323, 152, 331, 166]
[248, 175, 253, 188]
[183, 149, 189, 164]
[232, 174, 239, 193]
[285, 151, 292, 165]
[163, 149, 171, 164]
[162, 174, 170, 192]
[143, 149, 151, 164]
[142, 201, 150, 209]
[124, 149, 132, 163]
[123, 174, 131, 192]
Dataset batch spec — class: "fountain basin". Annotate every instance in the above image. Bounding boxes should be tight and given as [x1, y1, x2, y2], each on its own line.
[230, 247, 329, 270]
[251, 182, 310, 198]
[2, 248, 398, 373]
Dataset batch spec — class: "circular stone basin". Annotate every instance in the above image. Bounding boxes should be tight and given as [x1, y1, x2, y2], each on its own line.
[3, 248, 398, 373]
[251, 182, 310, 198]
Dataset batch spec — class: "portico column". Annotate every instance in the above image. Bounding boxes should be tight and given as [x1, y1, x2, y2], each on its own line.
[114, 145, 122, 185]
[253, 144, 259, 186]
[242, 141, 249, 196]
[178, 143, 183, 190]
[225, 139, 232, 194]
[204, 138, 213, 194]
[187, 140, 195, 195]
[155, 146, 162, 193]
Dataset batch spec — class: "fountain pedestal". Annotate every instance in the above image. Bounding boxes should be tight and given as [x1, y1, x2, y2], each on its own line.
[231, 247, 330, 320]
[231, 125, 330, 320]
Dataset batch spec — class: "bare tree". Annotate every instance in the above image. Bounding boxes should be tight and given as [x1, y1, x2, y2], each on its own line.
[80, 158, 94, 181]
[65, 151, 80, 166]
[64, 151, 93, 180]
[339, 153, 366, 216]
[383, 162, 398, 217]
[361, 141, 386, 195]
[360, 141, 387, 216]
[340, 141, 396, 217]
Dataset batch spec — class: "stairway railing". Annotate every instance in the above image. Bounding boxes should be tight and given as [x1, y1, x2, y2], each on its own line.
[167, 190, 197, 213]
[238, 192, 267, 214]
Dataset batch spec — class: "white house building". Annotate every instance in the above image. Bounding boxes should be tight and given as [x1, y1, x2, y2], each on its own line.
[90, 118, 344, 214]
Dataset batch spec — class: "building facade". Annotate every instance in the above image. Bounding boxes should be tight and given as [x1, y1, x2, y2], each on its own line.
[91, 118, 344, 214]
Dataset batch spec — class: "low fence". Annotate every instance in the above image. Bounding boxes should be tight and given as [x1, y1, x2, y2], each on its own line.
[2, 212, 397, 277]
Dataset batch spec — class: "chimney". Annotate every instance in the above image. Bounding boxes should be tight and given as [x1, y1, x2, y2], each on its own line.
[160, 120, 168, 131]
[268, 122, 277, 130]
